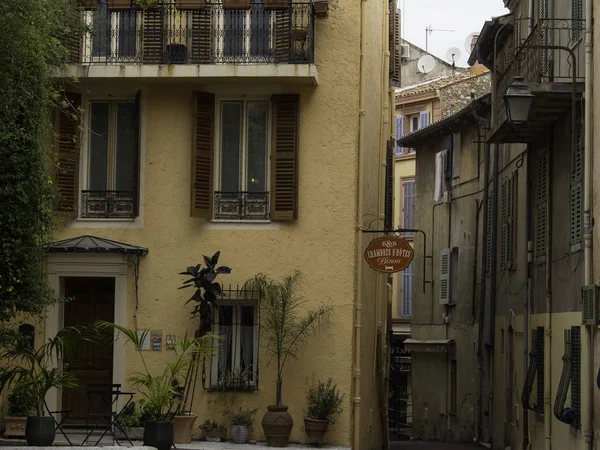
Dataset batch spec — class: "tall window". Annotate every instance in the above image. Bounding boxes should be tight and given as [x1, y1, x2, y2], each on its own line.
[83, 100, 138, 219]
[89, 0, 137, 61]
[222, 2, 271, 60]
[402, 263, 413, 318]
[211, 304, 258, 390]
[402, 180, 416, 230]
[215, 100, 270, 220]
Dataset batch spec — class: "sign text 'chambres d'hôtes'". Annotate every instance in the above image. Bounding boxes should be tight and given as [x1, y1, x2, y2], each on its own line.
[364, 236, 415, 273]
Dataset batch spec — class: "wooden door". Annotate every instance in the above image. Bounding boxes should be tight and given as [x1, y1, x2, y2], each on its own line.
[62, 277, 115, 425]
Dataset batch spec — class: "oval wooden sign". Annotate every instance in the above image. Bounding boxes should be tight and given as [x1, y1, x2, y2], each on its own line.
[364, 236, 414, 273]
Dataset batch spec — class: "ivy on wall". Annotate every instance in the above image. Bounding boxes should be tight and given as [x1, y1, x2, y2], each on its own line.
[0, 0, 83, 325]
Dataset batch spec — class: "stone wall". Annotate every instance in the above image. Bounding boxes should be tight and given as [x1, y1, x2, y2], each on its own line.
[439, 72, 491, 118]
[400, 39, 467, 88]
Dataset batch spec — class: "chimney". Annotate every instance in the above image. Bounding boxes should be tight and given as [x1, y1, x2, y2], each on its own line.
[470, 34, 487, 75]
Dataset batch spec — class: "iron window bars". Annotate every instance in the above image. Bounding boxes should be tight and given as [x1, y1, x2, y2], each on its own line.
[80, 190, 137, 219]
[214, 191, 269, 220]
[554, 327, 580, 427]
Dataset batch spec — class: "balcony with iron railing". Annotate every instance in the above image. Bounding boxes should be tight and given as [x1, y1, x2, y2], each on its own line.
[490, 17, 585, 141]
[63, 0, 318, 82]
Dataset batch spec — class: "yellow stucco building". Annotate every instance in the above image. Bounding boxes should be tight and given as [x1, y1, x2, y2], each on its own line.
[33, 0, 401, 448]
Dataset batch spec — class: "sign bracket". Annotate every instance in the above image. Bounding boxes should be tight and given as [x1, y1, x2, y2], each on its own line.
[361, 227, 433, 294]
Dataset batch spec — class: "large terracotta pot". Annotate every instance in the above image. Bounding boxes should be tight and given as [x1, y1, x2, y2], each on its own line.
[261, 405, 293, 447]
[172, 413, 197, 444]
[25, 416, 56, 446]
[304, 418, 329, 447]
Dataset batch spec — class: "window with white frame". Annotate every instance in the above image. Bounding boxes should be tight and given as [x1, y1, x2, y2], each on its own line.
[81, 99, 139, 219]
[215, 99, 270, 220]
[209, 303, 259, 390]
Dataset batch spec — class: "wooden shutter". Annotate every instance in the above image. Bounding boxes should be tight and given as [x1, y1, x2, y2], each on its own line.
[56, 93, 82, 214]
[190, 9, 212, 63]
[419, 111, 430, 129]
[389, 6, 401, 86]
[191, 92, 215, 219]
[142, 9, 164, 63]
[133, 91, 142, 217]
[402, 180, 415, 230]
[439, 248, 451, 304]
[270, 94, 299, 221]
[395, 116, 404, 156]
[274, 10, 291, 62]
[536, 147, 548, 262]
[571, 119, 583, 252]
[384, 140, 394, 230]
[571, 326, 581, 426]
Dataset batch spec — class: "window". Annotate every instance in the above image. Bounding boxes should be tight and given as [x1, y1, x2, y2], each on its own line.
[85, 0, 138, 62]
[222, 5, 271, 59]
[401, 263, 413, 318]
[215, 100, 270, 221]
[402, 180, 415, 231]
[535, 147, 549, 263]
[208, 303, 259, 390]
[82, 98, 139, 219]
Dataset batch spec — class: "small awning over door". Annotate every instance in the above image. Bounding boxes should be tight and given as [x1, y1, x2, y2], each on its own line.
[46, 235, 148, 256]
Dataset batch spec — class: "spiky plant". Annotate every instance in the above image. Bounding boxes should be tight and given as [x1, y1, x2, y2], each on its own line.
[244, 271, 332, 407]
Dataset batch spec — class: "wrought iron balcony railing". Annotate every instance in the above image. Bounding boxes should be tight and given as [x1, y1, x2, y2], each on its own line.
[71, 1, 313, 65]
[81, 190, 137, 219]
[214, 191, 269, 220]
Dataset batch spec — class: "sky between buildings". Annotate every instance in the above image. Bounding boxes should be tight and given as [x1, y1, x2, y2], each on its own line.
[400, 0, 509, 68]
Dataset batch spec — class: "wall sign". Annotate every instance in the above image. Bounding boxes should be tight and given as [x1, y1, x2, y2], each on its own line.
[364, 236, 414, 273]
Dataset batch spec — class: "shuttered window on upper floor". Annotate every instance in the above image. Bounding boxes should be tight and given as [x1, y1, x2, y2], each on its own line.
[535, 147, 549, 264]
[500, 171, 517, 271]
[571, 115, 583, 252]
[571, 0, 584, 42]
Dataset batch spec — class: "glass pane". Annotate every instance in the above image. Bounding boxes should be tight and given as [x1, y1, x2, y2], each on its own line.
[218, 306, 233, 375]
[117, 10, 137, 59]
[246, 102, 268, 192]
[93, 0, 110, 58]
[240, 306, 254, 377]
[224, 10, 245, 58]
[250, 0, 270, 57]
[115, 102, 137, 192]
[89, 102, 110, 191]
[220, 102, 242, 192]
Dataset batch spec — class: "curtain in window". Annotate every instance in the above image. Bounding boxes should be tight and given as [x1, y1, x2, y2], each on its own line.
[240, 306, 254, 379]
[218, 306, 233, 376]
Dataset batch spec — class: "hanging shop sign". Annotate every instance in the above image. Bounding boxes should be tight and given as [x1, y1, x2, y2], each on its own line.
[364, 236, 414, 273]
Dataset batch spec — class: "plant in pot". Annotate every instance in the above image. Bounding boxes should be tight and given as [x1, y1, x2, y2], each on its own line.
[115, 402, 145, 440]
[199, 419, 227, 441]
[244, 272, 332, 447]
[98, 323, 213, 450]
[230, 407, 258, 444]
[303, 378, 343, 447]
[3, 385, 36, 438]
[0, 327, 87, 446]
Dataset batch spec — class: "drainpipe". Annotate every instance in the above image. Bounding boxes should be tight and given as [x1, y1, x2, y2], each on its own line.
[353, 0, 367, 447]
[544, 137, 553, 450]
[523, 144, 532, 450]
[582, 1, 593, 449]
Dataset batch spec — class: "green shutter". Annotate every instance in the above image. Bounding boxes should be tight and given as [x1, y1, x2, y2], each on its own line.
[571, 326, 581, 427]
[536, 147, 548, 263]
[572, 0, 583, 41]
[486, 190, 493, 276]
[536, 327, 545, 413]
[507, 172, 517, 269]
[571, 119, 583, 252]
[500, 178, 508, 271]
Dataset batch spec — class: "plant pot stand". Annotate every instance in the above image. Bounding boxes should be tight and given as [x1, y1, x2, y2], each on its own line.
[262, 405, 293, 447]
[304, 418, 329, 447]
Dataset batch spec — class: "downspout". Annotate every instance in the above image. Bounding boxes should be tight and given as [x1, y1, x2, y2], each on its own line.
[544, 136, 553, 450]
[582, 0, 593, 449]
[523, 144, 532, 450]
[353, 0, 367, 447]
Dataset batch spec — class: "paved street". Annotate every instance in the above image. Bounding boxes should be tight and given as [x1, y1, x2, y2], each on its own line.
[391, 441, 482, 450]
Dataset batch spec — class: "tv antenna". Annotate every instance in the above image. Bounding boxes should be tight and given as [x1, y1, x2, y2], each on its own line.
[425, 25, 455, 51]
[417, 54, 436, 74]
[446, 47, 462, 72]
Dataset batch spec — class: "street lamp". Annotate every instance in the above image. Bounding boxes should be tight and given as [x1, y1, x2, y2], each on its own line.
[504, 76, 534, 125]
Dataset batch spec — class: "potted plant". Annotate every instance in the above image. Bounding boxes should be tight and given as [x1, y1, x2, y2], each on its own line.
[303, 378, 343, 447]
[244, 272, 331, 447]
[115, 402, 145, 440]
[0, 327, 86, 446]
[222, 0, 251, 10]
[230, 407, 258, 444]
[199, 419, 227, 441]
[3, 386, 36, 438]
[98, 323, 212, 450]
[175, 0, 206, 9]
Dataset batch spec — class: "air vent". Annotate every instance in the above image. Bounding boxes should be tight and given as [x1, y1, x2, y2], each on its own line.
[401, 44, 410, 59]
[439, 248, 451, 305]
[581, 285, 598, 325]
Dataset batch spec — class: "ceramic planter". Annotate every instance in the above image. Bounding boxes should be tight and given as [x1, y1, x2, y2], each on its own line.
[175, 0, 206, 9]
[222, 0, 251, 9]
[304, 418, 329, 447]
[262, 405, 293, 447]
[312, 0, 328, 19]
[25, 416, 56, 446]
[143, 420, 174, 450]
[263, 0, 287, 9]
[173, 413, 197, 444]
[4, 417, 27, 438]
[231, 425, 249, 444]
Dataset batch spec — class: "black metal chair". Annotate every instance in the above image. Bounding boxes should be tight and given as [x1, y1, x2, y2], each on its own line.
[44, 400, 73, 446]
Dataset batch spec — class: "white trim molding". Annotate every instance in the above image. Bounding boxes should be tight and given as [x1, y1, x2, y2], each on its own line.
[45, 254, 129, 413]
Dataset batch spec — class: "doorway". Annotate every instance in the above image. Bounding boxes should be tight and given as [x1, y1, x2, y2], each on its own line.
[62, 277, 115, 425]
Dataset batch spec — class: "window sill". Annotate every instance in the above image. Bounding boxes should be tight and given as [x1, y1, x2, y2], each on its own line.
[211, 219, 271, 224]
[396, 153, 416, 161]
[205, 220, 280, 231]
[68, 216, 142, 229]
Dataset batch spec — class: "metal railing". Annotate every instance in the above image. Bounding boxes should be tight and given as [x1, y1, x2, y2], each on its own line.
[214, 191, 269, 220]
[492, 18, 585, 129]
[73, 1, 313, 64]
[80, 190, 137, 219]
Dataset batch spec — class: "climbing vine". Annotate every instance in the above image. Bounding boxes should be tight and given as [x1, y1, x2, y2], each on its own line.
[0, 0, 84, 325]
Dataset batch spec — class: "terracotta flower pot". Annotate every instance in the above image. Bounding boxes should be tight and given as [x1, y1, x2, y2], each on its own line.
[261, 405, 293, 447]
[304, 418, 329, 447]
[173, 413, 197, 444]
[4, 417, 27, 438]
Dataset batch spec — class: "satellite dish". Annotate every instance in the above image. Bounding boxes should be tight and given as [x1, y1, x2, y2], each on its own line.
[464, 32, 479, 53]
[417, 54, 436, 74]
[446, 47, 462, 64]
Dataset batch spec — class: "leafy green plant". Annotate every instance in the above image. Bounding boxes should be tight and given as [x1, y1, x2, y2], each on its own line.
[117, 402, 144, 428]
[133, 0, 158, 9]
[97, 322, 213, 421]
[0, 327, 89, 416]
[179, 251, 231, 336]
[230, 407, 258, 427]
[200, 419, 223, 431]
[7, 385, 36, 417]
[244, 271, 331, 407]
[304, 378, 344, 423]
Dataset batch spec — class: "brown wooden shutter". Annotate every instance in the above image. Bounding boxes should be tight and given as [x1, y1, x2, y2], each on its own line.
[384, 140, 393, 230]
[274, 10, 291, 63]
[142, 9, 164, 63]
[389, 6, 401, 86]
[270, 94, 299, 221]
[191, 92, 215, 218]
[190, 9, 212, 63]
[133, 91, 142, 217]
[56, 93, 81, 214]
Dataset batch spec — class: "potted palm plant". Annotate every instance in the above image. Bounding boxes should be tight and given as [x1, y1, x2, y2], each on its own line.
[98, 323, 213, 450]
[3, 386, 36, 438]
[303, 378, 343, 447]
[230, 407, 258, 444]
[0, 327, 86, 446]
[244, 271, 331, 447]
